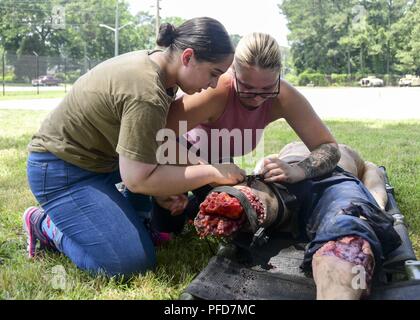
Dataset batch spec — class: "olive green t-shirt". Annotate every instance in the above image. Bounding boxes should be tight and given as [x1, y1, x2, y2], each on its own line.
[29, 50, 176, 173]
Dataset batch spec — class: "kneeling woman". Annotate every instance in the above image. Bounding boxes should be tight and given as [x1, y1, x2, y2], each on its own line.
[24, 17, 245, 277]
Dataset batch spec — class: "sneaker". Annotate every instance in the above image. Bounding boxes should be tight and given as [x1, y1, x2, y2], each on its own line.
[22, 206, 57, 258]
[150, 230, 172, 247]
[144, 218, 173, 247]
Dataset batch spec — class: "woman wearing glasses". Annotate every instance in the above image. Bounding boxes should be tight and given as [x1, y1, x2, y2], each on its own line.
[152, 32, 340, 232]
[153, 34, 394, 300]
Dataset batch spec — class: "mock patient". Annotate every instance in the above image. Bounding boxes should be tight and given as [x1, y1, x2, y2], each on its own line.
[154, 142, 401, 300]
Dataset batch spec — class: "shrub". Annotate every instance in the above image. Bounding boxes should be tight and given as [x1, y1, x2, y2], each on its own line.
[2, 71, 16, 83]
[64, 70, 81, 84]
[331, 73, 350, 86]
[284, 73, 299, 86]
[383, 74, 399, 86]
[54, 72, 66, 81]
[298, 70, 328, 86]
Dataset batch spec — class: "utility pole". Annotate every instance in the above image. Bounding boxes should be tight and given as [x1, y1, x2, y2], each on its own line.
[114, 0, 119, 57]
[100, 1, 133, 57]
[33, 51, 39, 95]
[64, 56, 67, 93]
[2, 51, 5, 96]
[83, 41, 88, 73]
[155, 0, 161, 40]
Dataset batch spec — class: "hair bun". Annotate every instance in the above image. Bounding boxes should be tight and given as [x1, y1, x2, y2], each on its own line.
[156, 23, 177, 47]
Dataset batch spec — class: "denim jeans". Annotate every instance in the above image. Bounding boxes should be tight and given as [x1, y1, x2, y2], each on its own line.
[284, 168, 400, 272]
[27, 152, 156, 277]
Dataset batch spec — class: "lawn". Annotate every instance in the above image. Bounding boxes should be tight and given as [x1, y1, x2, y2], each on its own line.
[0, 109, 419, 299]
[0, 91, 67, 101]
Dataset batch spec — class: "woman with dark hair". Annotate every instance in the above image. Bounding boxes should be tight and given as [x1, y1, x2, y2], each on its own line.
[23, 17, 245, 277]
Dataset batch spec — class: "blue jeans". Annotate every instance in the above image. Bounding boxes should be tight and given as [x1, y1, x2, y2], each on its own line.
[26, 152, 156, 277]
[284, 168, 400, 272]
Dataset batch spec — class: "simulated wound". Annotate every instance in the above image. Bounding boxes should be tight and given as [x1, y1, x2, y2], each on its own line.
[194, 186, 266, 237]
[315, 236, 375, 280]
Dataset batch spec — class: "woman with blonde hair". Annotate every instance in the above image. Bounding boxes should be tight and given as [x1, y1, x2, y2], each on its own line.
[153, 32, 340, 222]
[166, 32, 340, 186]
[154, 32, 340, 231]
[152, 32, 398, 299]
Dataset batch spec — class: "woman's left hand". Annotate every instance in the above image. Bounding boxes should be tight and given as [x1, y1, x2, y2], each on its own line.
[260, 157, 306, 184]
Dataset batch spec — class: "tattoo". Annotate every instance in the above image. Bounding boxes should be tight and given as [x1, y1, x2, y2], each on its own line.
[296, 143, 341, 179]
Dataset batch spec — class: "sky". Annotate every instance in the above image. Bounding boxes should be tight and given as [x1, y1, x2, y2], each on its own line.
[127, 0, 290, 47]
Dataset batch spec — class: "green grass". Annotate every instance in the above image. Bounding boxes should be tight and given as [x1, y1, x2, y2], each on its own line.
[0, 109, 419, 299]
[0, 91, 67, 101]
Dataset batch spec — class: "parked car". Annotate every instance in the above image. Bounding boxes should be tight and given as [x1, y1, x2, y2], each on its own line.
[31, 75, 61, 86]
[359, 76, 384, 87]
[399, 74, 420, 87]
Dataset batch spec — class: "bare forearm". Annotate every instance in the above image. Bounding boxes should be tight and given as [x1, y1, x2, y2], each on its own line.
[131, 164, 216, 197]
[296, 142, 341, 179]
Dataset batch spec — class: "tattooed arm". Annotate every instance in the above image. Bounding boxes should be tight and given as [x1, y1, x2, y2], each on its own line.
[261, 142, 340, 183]
[296, 142, 341, 179]
[261, 80, 341, 183]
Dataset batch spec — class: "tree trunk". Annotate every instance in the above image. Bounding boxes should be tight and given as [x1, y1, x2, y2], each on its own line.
[347, 49, 351, 75]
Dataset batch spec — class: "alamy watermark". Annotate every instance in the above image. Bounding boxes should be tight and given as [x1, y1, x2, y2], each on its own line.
[52, 6, 66, 30]
[45, 265, 68, 291]
[156, 121, 265, 171]
[351, 4, 368, 27]
[351, 265, 367, 290]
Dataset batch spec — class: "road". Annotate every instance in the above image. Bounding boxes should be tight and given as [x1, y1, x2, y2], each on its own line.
[297, 86, 420, 120]
[0, 87, 419, 119]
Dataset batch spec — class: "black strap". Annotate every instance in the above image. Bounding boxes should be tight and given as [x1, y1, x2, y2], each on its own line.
[271, 182, 298, 209]
[248, 176, 298, 228]
[210, 186, 259, 233]
[209, 179, 299, 245]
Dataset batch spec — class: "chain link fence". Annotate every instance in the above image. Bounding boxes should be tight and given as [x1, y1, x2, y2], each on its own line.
[1, 52, 102, 95]
[1, 52, 413, 96]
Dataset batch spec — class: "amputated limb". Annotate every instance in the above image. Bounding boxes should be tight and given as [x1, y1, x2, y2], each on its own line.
[312, 236, 375, 300]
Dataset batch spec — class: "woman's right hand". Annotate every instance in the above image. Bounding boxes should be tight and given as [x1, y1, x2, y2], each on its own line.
[211, 163, 246, 185]
[154, 194, 189, 216]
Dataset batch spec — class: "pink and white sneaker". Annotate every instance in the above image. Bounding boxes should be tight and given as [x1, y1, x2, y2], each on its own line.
[151, 230, 173, 247]
[22, 206, 56, 258]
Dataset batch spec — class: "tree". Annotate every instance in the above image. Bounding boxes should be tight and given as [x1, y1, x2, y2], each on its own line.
[394, 0, 420, 74]
[0, 0, 187, 82]
[279, 0, 353, 74]
[0, 0, 65, 79]
[279, 0, 416, 76]
[230, 34, 242, 48]
[0, 0, 132, 79]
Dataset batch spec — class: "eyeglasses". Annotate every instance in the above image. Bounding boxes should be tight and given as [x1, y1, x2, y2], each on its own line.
[235, 73, 280, 99]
